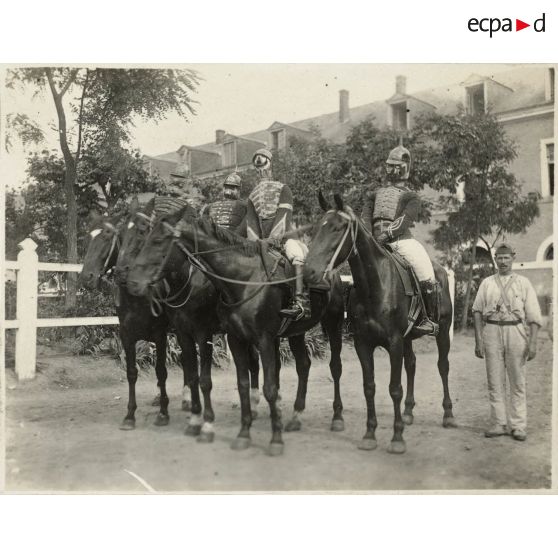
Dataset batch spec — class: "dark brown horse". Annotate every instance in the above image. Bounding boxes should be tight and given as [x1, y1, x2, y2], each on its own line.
[113, 199, 260, 441]
[304, 193, 455, 454]
[79, 207, 173, 431]
[127, 207, 345, 456]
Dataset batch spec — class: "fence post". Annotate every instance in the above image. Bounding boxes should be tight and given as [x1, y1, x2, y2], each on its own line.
[446, 268, 455, 342]
[15, 238, 38, 380]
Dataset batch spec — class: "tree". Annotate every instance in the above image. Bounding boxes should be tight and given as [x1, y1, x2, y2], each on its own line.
[6, 67, 199, 308]
[415, 109, 540, 330]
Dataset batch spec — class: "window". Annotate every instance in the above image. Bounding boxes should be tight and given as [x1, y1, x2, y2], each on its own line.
[223, 141, 236, 167]
[391, 102, 408, 131]
[540, 139, 554, 197]
[536, 235, 554, 261]
[466, 84, 485, 115]
[271, 129, 285, 150]
[544, 244, 554, 260]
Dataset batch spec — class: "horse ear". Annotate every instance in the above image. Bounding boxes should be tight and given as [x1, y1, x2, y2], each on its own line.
[318, 190, 331, 211]
[333, 193, 344, 210]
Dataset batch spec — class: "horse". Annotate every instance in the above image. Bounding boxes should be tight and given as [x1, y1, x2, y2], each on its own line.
[79, 205, 174, 431]
[126, 207, 345, 457]
[303, 193, 455, 454]
[113, 197, 260, 441]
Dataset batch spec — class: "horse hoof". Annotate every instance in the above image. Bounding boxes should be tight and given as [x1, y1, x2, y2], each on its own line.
[119, 419, 135, 431]
[358, 438, 377, 451]
[443, 416, 457, 428]
[269, 442, 284, 457]
[387, 440, 407, 454]
[331, 419, 345, 432]
[285, 418, 302, 432]
[402, 414, 414, 425]
[185, 424, 202, 436]
[154, 413, 169, 427]
[251, 410, 258, 420]
[181, 400, 192, 412]
[231, 437, 251, 450]
[197, 431, 215, 443]
[151, 394, 161, 407]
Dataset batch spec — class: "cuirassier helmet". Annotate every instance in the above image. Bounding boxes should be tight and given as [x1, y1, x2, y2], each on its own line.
[252, 148, 273, 170]
[385, 143, 411, 181]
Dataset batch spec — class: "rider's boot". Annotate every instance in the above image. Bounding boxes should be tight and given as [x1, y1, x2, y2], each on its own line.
[413, 279, 440, 336]
[280, 264, 311, 321]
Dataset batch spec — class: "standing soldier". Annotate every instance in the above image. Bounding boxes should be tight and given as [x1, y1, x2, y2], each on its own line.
[361, 142, 439, 335]
[246, 148, 310, 321]
[203, 172, 247, 234]
[472, 242, 542, 441]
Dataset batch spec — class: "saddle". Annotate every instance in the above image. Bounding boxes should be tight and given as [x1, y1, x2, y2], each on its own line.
[380, 244, 425, 337]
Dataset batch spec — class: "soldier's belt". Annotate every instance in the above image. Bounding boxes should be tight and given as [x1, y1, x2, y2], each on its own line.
[486, 319, 521, 326]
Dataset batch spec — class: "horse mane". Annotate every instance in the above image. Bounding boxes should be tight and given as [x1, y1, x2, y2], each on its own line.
[182, 213, 262, 257]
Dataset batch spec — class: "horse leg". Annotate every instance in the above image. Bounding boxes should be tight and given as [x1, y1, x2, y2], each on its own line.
[178, 334, 203, 436]
[120, 334, 138, 431]
[437, 324, 456, 427]
[354, 335, 377, 450]
[324, 315, 344, 432]
[248, 344, 260, 419]
[284, 334, 310, 432]
[197, 336, 216, 443]
[387, 338, 406, 454]
[402, 338, 416, 425]
[228, 333, 253, 450]
[153, 333, 170, 426]
[260, 334, 284, 456]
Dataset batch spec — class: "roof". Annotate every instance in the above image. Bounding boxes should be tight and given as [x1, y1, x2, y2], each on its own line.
[150, 65, 552, 168]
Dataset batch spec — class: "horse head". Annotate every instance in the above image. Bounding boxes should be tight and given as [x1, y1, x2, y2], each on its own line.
[126, 204, 193, 297]
[79, 208, 125, 290]
[114, 196, 153, 285]
[304, 191, 357, 285]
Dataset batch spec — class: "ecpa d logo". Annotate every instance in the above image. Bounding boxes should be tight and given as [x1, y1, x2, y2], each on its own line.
[468, 13, 546, 37]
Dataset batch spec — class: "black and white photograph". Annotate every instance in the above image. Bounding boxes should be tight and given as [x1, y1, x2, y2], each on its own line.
[1, 61, 554, 493]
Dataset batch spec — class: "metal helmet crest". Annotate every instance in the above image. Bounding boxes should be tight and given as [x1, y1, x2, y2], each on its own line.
[386, 142, 411, 181]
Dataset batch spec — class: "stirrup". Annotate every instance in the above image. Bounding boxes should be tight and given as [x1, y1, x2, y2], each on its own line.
[279, 300, 310, 321]
[412, 318, 439, 337]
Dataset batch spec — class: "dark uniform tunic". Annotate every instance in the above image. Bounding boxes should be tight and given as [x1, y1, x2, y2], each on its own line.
[246, 180, 293, 240]
[361, 183, 420, 241]
[203, 199, 248, 236]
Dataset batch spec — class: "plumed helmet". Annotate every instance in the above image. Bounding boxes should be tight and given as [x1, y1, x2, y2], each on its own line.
[386, 143, 411, 180]
[223, 172, 242, 188]
[252, 148, 273, 168]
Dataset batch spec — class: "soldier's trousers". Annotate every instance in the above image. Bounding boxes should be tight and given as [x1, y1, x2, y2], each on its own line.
[483, 323, 528, 431]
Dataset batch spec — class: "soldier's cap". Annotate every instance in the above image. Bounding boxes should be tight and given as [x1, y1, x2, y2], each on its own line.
[494, 242, 515, 255]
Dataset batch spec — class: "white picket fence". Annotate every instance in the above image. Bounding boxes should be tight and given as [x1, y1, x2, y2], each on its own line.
[3, 237, 457, 382]
[4, 239, 118, 380]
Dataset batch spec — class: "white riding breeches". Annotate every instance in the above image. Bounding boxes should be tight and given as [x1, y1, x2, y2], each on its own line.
[389, 238, 435, 282]
[285, 238, 308, 266]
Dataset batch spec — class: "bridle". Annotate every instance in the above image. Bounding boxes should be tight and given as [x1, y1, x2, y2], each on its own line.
[100, 222, 121, 278]
[322, 207, 359, 279]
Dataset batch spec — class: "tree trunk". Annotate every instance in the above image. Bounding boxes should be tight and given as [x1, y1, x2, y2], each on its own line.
[460, 233, 479, 331]
[46, 69, 79, 310]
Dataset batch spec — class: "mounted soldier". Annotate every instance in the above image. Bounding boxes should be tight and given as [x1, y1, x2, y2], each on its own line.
[361, 142, 439, 336]
[246, 148, 310, 321]
[202, 172, 247, 234]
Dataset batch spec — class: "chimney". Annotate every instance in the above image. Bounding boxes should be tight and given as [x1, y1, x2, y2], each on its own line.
[339, 90, 349, 122]
[395, 75, 407, 95]
[215, 129, 226, 145]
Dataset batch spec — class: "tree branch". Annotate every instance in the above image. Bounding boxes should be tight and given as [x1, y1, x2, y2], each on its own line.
[75, 69, 90, 163]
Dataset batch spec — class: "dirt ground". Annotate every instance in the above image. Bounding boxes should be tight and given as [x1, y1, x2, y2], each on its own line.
[3, 332, 553, 493]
